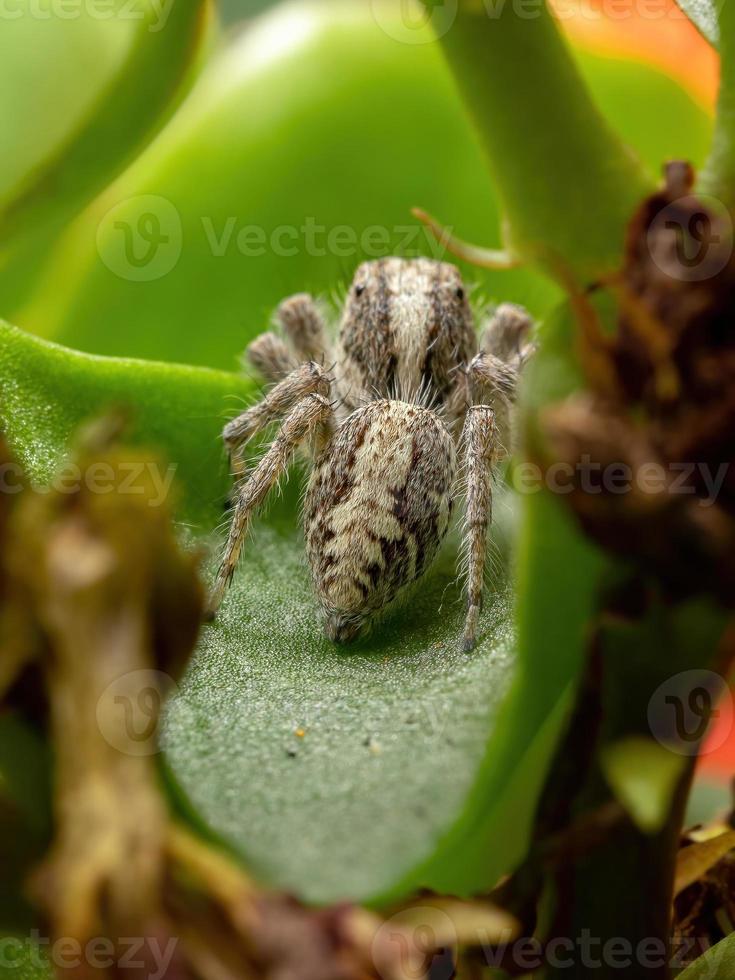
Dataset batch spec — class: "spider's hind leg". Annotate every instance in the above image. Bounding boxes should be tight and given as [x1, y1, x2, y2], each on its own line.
[208, 392, 334, 618]
[459, 405, 496, 653]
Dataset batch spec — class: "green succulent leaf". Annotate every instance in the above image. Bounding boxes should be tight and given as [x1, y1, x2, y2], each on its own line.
[0, 0, 212, 319]
[0, 320, 245, 530]
[700, 0, 735, 207]
[0, 935, 52, 980]
[0, 318, 580, 903]
[11, 1, 711, 368]
[0, 5, 133, 211]
[678, 933, 735, 979]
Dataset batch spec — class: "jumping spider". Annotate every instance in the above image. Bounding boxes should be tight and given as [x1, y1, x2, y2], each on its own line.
[208, 257, 533, 651]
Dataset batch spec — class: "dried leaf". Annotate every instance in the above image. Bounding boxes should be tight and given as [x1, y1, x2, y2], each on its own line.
[0, 419, 447, 980]
[538, 163, 735, 605]
[676, 830, 735, 896]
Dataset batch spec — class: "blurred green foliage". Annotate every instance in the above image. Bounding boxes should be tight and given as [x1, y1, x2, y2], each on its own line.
[0, 0, 728, 913]
[2, 1, 711, 370]
[220, 0, 277, 24]
[0, 0, 211, 318]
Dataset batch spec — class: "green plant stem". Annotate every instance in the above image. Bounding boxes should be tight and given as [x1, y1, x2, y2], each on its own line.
[700, 0, 735, 206]
[543, 765, 694, 980]
[420, 0, 652, 282]
[540, 597, 729, 980]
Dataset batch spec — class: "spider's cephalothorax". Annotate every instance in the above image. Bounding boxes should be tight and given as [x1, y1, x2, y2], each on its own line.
[208, 258, 533, 651]
[336, 257, 476, 411]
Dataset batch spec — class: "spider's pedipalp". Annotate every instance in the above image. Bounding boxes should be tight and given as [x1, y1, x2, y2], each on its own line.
[244, 332, 296, 382]
[277, 293, 332, 365]
[481, 302, 535, 367]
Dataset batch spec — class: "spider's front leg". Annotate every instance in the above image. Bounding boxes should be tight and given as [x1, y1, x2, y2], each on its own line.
[222, 361, 330, 478]
[459, 405, 496, 652]
[207, 392, 334, 618]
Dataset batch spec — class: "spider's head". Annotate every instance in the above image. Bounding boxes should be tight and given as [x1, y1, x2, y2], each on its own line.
[337, 257, 476, 408]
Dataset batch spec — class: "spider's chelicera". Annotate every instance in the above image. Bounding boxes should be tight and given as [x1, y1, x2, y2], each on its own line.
[207, 257, 533, 651]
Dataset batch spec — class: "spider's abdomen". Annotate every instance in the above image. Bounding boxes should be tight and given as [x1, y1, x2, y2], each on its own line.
[304, 400, 455, 642]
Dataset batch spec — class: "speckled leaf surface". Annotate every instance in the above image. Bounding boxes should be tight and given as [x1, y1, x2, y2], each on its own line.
[0, 319, 246, 530]
[0, 935, 52, 980]
[678, 932, 735, 978]
[0, 318, 574, 905]
[674, 0, 719, 46]
[164, 523, 518, 903]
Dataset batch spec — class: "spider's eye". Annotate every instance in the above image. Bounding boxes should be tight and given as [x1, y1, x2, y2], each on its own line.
[354, 284, 365, 297]
[456, 287, 465, 301]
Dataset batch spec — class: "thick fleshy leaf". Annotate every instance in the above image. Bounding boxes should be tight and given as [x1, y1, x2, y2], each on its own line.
[678, 933, 735, 979]
[0, 935, 52, 980]
[0, 319, 247, 531]
[0, 5, 134, 210]
[0, 0, 212, 319]
[0, 319, 570, 903]
[674, 0, 719, 46]
[12, 1, 711, 369]
[701, 0, 735, 207]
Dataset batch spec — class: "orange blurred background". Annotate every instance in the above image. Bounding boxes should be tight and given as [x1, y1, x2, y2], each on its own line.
[555, 0, 718, 111]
